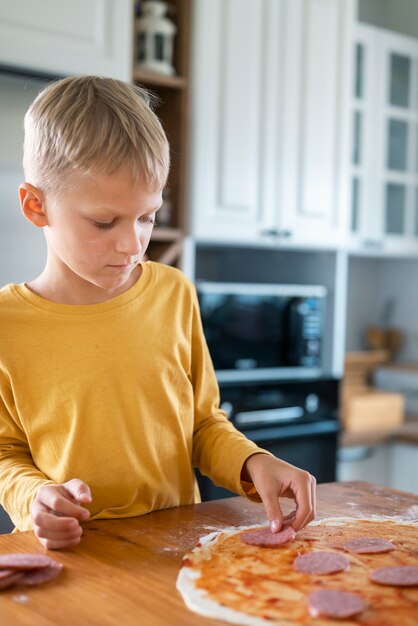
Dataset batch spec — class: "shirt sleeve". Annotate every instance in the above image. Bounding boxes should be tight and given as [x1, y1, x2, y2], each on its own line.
[189, 286, 271, 500]
[0, 369, 54, 530]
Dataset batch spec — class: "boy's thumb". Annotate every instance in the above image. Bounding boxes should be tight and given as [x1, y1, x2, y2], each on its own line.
[64, 478, 92, 503]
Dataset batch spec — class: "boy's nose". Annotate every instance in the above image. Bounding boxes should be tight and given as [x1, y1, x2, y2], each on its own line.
[115, 224, 143, 257]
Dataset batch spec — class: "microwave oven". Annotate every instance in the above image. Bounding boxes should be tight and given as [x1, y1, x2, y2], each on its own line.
[197, 281, 327, 383]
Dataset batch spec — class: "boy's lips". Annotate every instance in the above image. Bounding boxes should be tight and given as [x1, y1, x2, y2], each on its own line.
[107, 263, 135, 270]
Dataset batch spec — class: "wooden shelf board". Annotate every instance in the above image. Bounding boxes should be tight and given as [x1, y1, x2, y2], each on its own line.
[132, 69, 187, 89]
[151, 227, 183, 242]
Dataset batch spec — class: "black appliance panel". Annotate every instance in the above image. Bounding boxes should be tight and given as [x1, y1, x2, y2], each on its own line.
[197, 285, 326, 372]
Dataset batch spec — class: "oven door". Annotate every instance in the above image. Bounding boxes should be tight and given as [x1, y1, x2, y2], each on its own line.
[195, 419, 340, 502]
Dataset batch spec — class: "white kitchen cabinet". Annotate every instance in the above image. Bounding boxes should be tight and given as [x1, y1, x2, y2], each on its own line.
[0, 0, 133, 80]
[349, 25, 418, 257]
[337, 444, 390, 485]
[189, 0, 354, 249]
[387, 442, 418, 494]
[337, 441, 418, 495]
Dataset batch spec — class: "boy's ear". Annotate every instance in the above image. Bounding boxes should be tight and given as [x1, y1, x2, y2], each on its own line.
[19, 183, 48, 227]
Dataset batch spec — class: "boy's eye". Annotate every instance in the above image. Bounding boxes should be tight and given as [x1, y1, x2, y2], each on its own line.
[138, 216, 157, 226]
[93, 216, 157, 229]
[94, 221, 114, 230]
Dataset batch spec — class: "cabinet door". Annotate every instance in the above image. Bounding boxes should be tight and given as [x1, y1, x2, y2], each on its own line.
[0, 0, 133, 80]
[349, 26, 418, 257]
[189, 0, 267, 242]
[348, 25, 384, 253]
[388, 443, 418, 494]
[277, 0, 354, 248]
[337, 445, 389, 486]
[190, 0, 354, 248]
[379, 32, 418, 256]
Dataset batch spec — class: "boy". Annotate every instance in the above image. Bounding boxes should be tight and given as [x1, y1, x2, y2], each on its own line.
[0, 76, 315, 549]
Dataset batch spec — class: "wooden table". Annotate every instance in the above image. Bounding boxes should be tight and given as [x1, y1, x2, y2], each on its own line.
[0, 481, 417, 625]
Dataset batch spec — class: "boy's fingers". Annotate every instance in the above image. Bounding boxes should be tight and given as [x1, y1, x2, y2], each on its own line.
[291, 474, 316, 531]
[258, 487, 284, 533]
[37, 536, 82, 551]
[37, 487, 89, 520]
[283, 511, 297, 523]
[311, 475, 317, 520]
[32, 508, 81, 533]
[34, 523, 83, 541]
[63, 479, 92, 504]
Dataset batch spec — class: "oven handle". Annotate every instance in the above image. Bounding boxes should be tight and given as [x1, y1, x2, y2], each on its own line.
[235, 407, 304, 427]
[241, 418, 341, 443]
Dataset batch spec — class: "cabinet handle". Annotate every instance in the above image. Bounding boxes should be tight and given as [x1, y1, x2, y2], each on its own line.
[362, 239, 383, 250]
[260, 228, 279, 237]
[260, 229, 292, 238]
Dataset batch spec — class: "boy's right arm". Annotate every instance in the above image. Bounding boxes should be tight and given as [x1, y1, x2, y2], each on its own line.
[0, 374, 91, 547]
[31, 479, 92, 550]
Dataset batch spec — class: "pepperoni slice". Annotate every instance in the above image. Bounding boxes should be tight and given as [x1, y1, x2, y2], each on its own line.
[294, 551, 349, 575]
[308, 589, 366, 619]
[0, 554, 54, 570]
[240, 525, 296, 547]
[21, 562, 63, 586]
[343, 537, 395, 554]
[370, 566, 418, 587]
[0, 572, 24, 590]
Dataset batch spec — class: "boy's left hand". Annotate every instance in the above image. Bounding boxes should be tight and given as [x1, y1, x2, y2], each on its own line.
[241, 453, 316, 533]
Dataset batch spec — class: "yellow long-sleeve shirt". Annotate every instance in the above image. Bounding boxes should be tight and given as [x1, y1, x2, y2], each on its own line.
[0, 261, 263, 530]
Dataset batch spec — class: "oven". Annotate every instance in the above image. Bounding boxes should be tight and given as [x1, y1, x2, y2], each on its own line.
[196, 377, 340, 501]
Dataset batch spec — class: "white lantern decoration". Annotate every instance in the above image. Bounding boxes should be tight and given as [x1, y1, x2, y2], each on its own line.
[136, 1, 177, 76]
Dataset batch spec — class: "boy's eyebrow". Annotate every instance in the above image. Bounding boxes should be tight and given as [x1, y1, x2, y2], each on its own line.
[93, 204, 162, 216]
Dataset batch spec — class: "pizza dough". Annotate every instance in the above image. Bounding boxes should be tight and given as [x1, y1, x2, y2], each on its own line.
[240, 525, 296, 547]
[293, 551, 349, 575]
[177, 517, 418, 626]
[343, 537, 395, 554]
[308, 588, 366, 619]
[370, 565, 418, 587]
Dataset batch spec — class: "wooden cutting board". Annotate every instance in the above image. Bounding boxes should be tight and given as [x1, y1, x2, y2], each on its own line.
[0, 481, 416, 625]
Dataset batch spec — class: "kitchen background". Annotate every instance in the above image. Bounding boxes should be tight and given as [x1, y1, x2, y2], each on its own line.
[0, 0, 418, 531]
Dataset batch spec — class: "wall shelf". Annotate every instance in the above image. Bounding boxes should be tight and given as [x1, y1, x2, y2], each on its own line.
[133, 0, 191, 267]
[132, 69, 187, 89]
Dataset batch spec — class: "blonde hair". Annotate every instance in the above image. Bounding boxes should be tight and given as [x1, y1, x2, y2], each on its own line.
[23, 75, 170, 194]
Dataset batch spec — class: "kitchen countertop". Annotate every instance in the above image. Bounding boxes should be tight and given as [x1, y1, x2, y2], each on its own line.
[340, 418, 418, 447]
[0, 482, 417, 625]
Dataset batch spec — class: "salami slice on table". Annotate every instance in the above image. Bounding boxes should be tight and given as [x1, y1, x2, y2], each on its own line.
[21, 562, 63, 586]
[0, 572, 24, 590]
[308, 589, 366, 619]
[240, 525, 296, 547]
[293, 551, 349, 575]
[0, 553, 63, 590]
[370, 565, 418, 587]
[0, 554, 54, 570]
[343, 537, 395, 554]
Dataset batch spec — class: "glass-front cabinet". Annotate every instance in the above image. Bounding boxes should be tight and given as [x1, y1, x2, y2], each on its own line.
[349, 25, 418, 256]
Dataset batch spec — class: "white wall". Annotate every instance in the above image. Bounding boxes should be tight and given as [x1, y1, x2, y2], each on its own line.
[345, 256, 383, 351]
[346, 255, 418, 362]
[0, 73, 47, 287]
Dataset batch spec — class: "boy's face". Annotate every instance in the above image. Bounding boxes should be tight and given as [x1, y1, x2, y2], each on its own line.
[21, 168, 162, 304]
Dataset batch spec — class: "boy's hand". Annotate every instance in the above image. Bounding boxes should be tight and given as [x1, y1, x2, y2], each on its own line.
[241, 453, 316, 533]
[31, 478, 92, 550]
